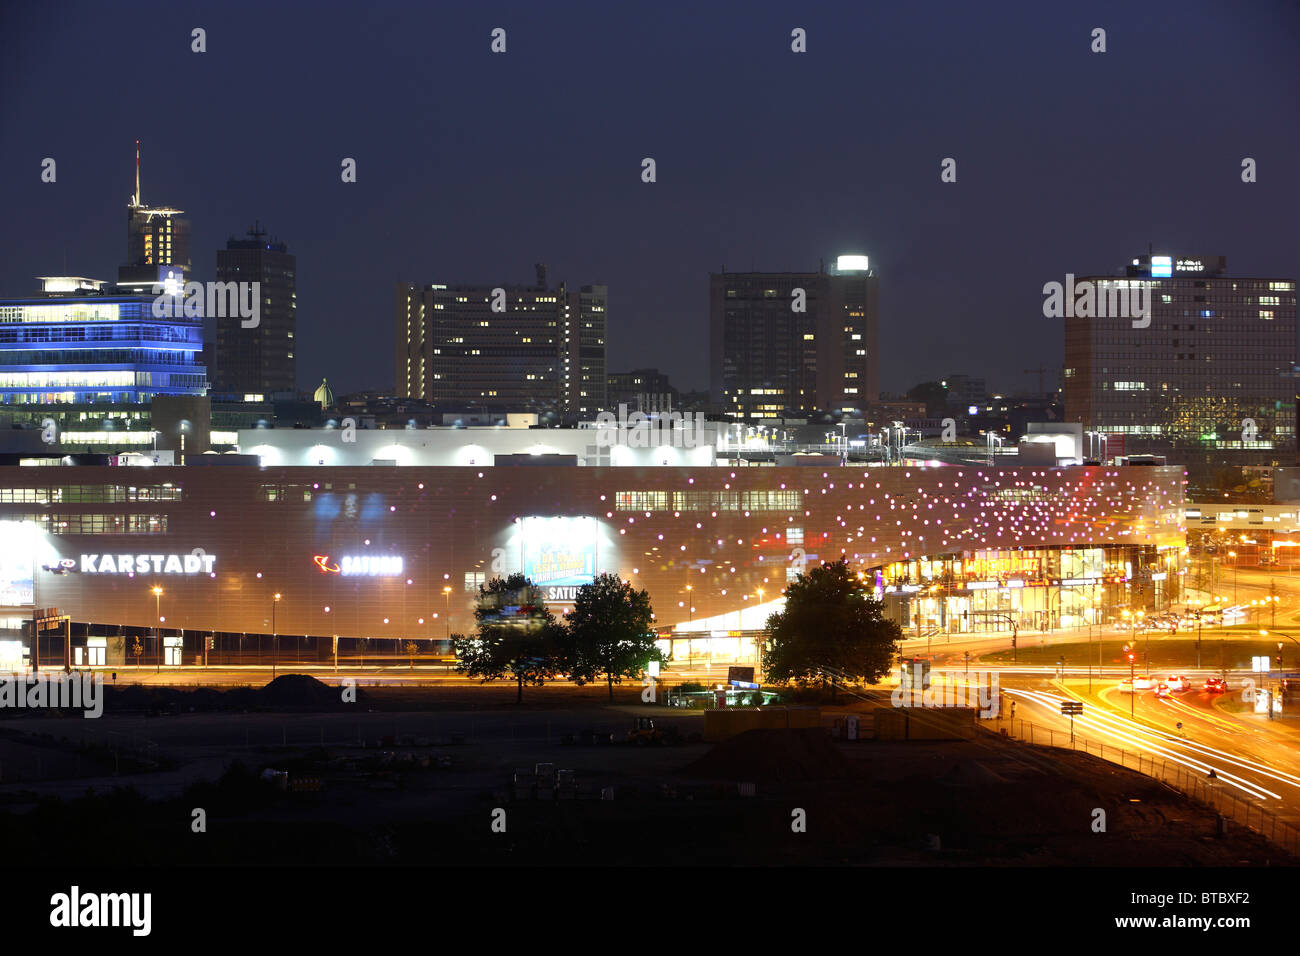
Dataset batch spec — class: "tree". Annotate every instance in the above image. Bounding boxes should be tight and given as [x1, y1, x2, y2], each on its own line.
[564, 573, 661, 699]
[453, 574, 562, 702]
[403, 640, 419, 671]
[762, 559, 901, 693]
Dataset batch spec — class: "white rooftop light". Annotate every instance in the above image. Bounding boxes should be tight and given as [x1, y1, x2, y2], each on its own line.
[836, 255, 869, 272]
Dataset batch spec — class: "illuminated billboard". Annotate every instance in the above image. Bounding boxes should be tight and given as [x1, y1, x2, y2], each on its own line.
[520, 516, 597, 587]
[313, 554, 404, 576]
[1150, 255, 1173, 278]
[0, 521, 35, 606]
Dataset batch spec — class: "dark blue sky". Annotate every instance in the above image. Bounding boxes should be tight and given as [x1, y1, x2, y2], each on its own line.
[2, 0, 1297, 398]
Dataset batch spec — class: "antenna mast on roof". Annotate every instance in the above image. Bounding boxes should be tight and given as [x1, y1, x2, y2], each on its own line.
[132, 140, 141, 207]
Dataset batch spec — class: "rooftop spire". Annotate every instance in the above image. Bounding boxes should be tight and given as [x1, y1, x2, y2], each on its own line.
[131, 139, 141, 207]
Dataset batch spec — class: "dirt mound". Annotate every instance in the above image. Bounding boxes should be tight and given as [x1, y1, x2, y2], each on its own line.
[682, 728, 858, 782]
[258, 674, 357, 709]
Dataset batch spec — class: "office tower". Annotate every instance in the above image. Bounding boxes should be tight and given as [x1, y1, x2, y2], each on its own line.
[709, 255, 879, 420]
[1064, 253, 1297, 465]
[397, 264, 607, 417]
[212, 224, 297, 397]
[116, 141, 191, 293]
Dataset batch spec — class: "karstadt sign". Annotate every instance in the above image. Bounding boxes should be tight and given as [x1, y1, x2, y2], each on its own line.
[80, 553, 216, 575]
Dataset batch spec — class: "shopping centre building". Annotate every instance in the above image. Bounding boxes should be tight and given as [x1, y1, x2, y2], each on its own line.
[0, 461, 1185, 668]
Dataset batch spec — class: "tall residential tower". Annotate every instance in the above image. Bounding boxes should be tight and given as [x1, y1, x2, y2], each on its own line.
[397, 264, 607, 417]
[709, 255, 879, 419]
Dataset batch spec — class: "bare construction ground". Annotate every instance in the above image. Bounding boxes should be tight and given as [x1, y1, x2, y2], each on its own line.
[0, 677, 1289, 866]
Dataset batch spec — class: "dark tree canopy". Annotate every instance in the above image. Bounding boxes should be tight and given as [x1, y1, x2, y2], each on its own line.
[453, 574, 563, 702]
[565, 572, 661, 699]
[762, 559, 901, 688]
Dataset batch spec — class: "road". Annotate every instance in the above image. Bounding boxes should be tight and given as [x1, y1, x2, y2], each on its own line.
[977, 667, 1300, 830]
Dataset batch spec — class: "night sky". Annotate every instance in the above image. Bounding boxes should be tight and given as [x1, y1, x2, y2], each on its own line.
[1, 0, 1297, 399]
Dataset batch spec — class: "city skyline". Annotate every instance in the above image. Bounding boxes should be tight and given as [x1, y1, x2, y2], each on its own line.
[3, 0, 1300, 903]
[3, 0, 1296, 398]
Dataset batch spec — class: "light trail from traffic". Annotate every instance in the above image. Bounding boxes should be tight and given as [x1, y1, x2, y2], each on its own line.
[1008, 686, 1288, 801]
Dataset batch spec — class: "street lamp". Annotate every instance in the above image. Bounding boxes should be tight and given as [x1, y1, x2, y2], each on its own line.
[271, 592, 281, 678]
[442, 586, 453, 643]
[1127, 651, 1136, 718]
[1137, 610, 1148, 671]
[1190, 601, 1203, 668]
[1087, 595, 1100, 693]
[1228, 551, 1238, 602]
[152, 586, 162, 673]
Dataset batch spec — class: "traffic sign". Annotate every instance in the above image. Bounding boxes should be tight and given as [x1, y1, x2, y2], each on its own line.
[1060, 700, 1083, 745]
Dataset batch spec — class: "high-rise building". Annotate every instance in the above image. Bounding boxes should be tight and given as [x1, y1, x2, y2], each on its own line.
[1064, 253, 1297, 465]
[211, 224, 297, 397]
[709, 255, 879, 420]
[117, 141, 191, 293]
[397, 264, 607, 417]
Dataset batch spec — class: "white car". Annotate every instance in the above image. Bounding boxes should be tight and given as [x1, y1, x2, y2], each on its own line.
[1118, 676, 1156, 693]
[1163, 675, 1190, 692]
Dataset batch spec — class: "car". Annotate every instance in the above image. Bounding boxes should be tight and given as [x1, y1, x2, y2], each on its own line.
[1164, 675, 1190, 692]
[1133, 675, 1156, 690]
[1118, 678, 1134, 693]
[1204, 677, 1227, 693]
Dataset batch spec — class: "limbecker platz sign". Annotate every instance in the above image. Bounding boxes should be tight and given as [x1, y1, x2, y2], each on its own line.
[80, 553, 216, 575]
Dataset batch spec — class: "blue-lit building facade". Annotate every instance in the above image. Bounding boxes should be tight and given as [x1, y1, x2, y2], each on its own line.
[0, 278, 207, 449]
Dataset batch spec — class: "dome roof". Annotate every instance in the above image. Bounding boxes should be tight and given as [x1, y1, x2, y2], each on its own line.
[313, 377, 336, 409]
